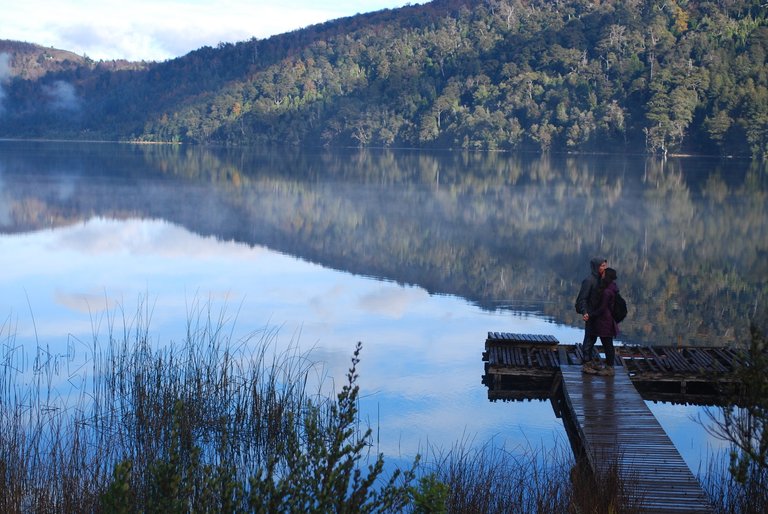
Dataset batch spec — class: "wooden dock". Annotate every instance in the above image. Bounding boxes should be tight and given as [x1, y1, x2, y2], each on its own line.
[483, 332, 742, 405]
[480, 333, 738, 513]
[560, 364, 713, 513]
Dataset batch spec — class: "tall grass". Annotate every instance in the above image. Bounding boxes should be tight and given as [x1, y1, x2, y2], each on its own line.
[417, 438, 648, 514]
[0, 299, 341, 512]
[700, 451, 768, 514]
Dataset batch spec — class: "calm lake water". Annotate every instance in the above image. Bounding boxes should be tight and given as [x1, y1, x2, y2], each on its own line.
[1, 140, 765, 477]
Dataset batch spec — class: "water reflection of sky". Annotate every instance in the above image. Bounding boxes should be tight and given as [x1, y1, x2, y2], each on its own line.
[0, 217, 729, 476]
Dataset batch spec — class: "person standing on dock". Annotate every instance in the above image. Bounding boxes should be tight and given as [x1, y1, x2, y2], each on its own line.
[587, 267, 620, 376]
[576, 257, 607, 374]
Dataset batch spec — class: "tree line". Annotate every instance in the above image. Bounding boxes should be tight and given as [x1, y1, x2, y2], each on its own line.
[1, 0, 767, 158]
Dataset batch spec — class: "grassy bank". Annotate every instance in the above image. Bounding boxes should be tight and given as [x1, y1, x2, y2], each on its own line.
[0, 301, 763, 512]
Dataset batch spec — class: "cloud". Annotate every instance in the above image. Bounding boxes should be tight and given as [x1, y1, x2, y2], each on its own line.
[358, 285, 429, 318]
[43, 80, 81, 111]
[0, 53, 9, 113]
[0, 53, 9, 81]
[54, 289, 118, 315]
[51, 217, 261, 259]
[1, 1, 421, 62]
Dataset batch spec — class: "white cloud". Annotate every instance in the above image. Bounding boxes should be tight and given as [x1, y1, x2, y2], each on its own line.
[54, 289, 118, 315]
[50, 217, 259, 259]
[0, 52, 9, 113]
[358, 285, 429, 318]
[0, 52, 9, 81]
[0, 0, 421, 62]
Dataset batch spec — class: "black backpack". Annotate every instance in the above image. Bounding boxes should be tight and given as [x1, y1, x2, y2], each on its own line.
[612, 292, 628, 323]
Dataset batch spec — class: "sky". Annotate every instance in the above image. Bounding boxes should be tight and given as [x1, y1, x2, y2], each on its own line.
[1, 0, 423, 62]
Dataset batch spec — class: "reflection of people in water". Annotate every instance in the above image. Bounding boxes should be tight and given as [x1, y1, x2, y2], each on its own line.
[576, 257, 606, 374]
[587, 267, 620, 377]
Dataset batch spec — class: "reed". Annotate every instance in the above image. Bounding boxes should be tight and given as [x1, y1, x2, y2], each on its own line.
[0, 299, 349, 512]
[700, 450, 768, 514]
[416, 437, 649, 514]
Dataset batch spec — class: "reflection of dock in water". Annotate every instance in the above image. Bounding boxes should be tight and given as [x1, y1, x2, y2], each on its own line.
[481, 333, 740, 513]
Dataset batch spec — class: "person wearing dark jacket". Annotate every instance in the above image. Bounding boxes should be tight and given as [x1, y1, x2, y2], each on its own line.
[575, 257, 607, 373]
[586, 267, 620, 376]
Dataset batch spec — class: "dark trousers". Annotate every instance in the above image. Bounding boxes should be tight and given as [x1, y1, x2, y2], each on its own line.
[582, 332, 616, 366]
[582, 321, 598, 362]
[599, 336, 615, 367]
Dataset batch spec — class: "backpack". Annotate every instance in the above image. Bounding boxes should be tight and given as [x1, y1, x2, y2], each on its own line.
[612, 292, 628, 323]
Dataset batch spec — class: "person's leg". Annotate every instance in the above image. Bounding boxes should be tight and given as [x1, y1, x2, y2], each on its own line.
[598, 336, 615, 376]
[581, 321, 598, 363]
[581, 325, 600, 373]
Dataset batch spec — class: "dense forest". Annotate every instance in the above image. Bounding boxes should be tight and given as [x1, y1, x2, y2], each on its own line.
[1, 0, 767, 157]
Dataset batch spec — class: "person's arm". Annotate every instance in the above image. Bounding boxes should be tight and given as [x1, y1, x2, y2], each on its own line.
[575, 278, 591, 314]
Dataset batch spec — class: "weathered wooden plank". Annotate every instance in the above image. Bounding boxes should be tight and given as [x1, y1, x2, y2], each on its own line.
[665, 348, 695, 373]
[712, 347, 741, 371]
[630, 346, 663, 373]
[687, 349, 714, 372]
[700, 349, 728, 373]
[647, 346, 672, 371]
[656, 348, 681, 371]
[642, 353, 663, 372]
[675, 348, 696, 371]
[721, 347, 746, 367]
[547, 349, 558, 368]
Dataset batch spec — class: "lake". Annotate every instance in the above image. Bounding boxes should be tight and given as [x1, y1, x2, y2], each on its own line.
[1, 140, 765, 478]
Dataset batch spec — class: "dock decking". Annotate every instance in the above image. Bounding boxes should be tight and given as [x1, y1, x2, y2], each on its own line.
[560, 364, 713, 513]
[483, 332, 742, 405]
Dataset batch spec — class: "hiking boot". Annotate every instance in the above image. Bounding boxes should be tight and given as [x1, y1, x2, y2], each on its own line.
[582, 361, 599, 374]
[597, 366, 615, 376]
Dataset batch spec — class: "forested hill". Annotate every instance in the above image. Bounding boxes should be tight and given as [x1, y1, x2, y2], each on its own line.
[1, 0, 767, 157]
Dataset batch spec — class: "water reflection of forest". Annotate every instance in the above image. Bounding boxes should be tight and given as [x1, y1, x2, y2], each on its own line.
[1, 141, 766, 347]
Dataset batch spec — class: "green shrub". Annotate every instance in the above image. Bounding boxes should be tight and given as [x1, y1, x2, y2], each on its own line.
[247, 341, 417, 513]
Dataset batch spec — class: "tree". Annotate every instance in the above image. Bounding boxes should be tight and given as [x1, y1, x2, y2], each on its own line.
[704, 109, 733, 149]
